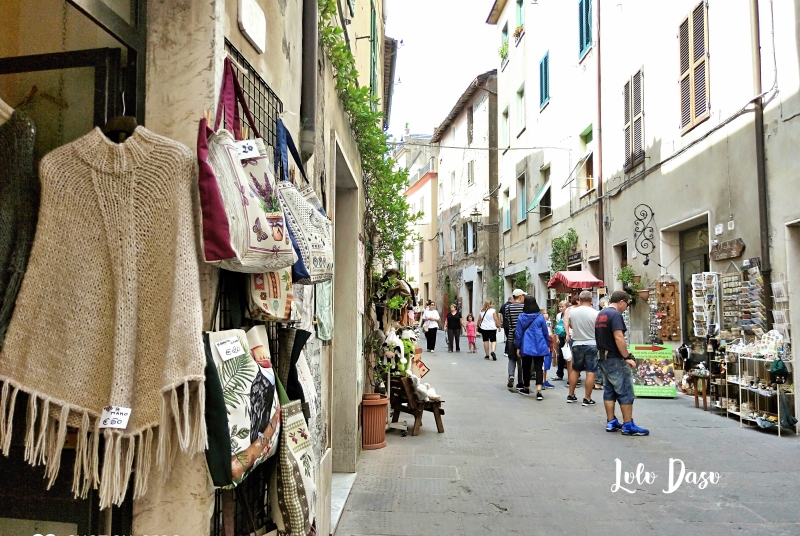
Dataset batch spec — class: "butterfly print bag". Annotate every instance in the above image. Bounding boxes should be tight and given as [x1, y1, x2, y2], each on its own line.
[197, 58, 297, 272]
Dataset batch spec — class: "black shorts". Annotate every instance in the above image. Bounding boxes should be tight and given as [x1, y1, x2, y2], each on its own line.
[479, 329, 497, 342]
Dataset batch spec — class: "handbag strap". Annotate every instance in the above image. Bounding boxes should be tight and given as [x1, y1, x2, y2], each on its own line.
[276, 118, 309, 185]
[214, 57, 262, 141]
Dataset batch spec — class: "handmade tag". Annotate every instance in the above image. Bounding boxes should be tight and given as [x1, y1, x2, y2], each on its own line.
[99, 406, 132, 429]
[235, 139, 259, 160]
[215, 336, 247, 361]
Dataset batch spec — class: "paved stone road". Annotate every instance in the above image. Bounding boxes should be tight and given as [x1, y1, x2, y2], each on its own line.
[336, 332, 800, 536]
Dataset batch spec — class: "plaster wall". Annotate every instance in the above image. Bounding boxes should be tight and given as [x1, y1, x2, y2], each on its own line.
[402, 174, 438, 305]
[436, 78, 498, 309]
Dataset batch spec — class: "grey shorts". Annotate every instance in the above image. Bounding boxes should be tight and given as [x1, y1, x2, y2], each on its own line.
[572, 345, 598, 373]
[598, 357, 635, 405]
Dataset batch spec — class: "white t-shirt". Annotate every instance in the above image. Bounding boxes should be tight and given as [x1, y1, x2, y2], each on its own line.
[421, 309, 440, 329]
[479, 308, 497, 330]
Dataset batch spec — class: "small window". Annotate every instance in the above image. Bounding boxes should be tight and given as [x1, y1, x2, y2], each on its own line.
[419, 195, 425, 217]
[516, 84, 526, 132]
[624, 71, 644, 170]
[516, 0, 525, 34]
[578, 0, 592, 57]
[347, 0, 355, 17]
[503, 189, 511, 231]
[501, 107, 510, 148]
[451, 171, 456, 192]
[471, 221, 478, 252]
[467, 160, 475, 186]
[463, 222, 469, 253]
[517, 172, 527, 223]
[539, 52, 550, 108]
[583, 154, 594, 192]
[501, 23, 509, 65]
[539, 167, 552, 220]
[419, 241, 424, 262]
[450, 225, 457, 250]
[438, 182, 443, 206]
[679, 2, 709, 133]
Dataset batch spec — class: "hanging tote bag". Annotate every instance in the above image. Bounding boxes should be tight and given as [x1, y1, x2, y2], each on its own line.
[269, 378, 317, 536]
[205, 325, 281, 488]
[276, 119, 333, 284]
[247, 268, 294, 322]
[197, 57, 297, 272]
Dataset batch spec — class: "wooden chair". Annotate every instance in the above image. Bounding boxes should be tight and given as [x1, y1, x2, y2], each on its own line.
[390, 376, 445, 436]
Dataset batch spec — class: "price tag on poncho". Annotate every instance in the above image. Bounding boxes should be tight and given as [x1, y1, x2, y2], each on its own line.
[99, 406, 132, 429]
[215, 336, 247, 361]
[235, 139, 258, 159]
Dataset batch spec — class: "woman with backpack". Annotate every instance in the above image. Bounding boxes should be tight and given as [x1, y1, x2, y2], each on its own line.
[515, 296, 551, 399]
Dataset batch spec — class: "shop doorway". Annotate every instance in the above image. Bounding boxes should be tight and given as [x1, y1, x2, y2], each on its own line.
[680, 224, 710, 343]
[466, 281, 474, 316]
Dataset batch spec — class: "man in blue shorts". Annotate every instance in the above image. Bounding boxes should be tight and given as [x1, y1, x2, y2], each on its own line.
[594, 291, 649, 436]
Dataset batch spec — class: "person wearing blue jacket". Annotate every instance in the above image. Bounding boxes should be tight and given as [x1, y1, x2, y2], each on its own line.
[515, 295, 551, 399]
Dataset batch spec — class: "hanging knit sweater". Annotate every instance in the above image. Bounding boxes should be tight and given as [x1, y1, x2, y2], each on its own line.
[0, 126, 207, 509]
[0, 111, 39, 350]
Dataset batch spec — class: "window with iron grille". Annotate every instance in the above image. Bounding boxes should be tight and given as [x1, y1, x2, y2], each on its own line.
[467, 161, 475, 186]
[578, 0, 592, 58]
[624, 70, 644, 171]
[678, 2, 709, 134]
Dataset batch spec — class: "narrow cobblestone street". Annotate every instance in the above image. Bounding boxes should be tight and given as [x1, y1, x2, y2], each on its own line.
[336, 332, 800, 536]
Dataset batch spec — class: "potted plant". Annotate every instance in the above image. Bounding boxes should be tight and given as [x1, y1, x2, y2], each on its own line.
[498, 42, 509, 63]
[616, 265, 644, 305]
[513, 25, 524, 41]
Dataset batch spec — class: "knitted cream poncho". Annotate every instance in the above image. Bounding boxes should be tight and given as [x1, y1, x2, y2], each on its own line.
[0, 127, 207, 508]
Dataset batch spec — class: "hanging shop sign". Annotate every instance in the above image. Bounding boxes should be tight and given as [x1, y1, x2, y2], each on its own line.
[630, 344, 677, 398]
[567, 251, 582, 265]
[710, 238, 745, 261]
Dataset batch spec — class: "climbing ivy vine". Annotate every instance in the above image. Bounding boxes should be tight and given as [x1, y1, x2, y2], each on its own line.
[549, 228, 579, 275]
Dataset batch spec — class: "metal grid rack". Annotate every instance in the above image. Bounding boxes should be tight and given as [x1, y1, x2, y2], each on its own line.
[211, 40, 286, 535]
[223, 38, 283, 151]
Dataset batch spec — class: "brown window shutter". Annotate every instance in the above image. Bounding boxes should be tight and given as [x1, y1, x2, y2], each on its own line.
[678, 16, 692, 130]
[692, 2, 709, 121]
[632, 70, 644, 163]
[623, 80, 632, 169]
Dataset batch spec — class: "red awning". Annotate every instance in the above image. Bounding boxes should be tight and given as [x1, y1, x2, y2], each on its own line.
[547, 270, 605, 292]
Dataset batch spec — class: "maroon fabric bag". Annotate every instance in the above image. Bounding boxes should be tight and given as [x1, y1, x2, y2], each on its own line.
[196, 57, 263, 262]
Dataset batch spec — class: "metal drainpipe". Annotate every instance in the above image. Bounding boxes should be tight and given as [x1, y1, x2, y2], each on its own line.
[300, 0, 318, 163]
[751, 0, 773, 327]
[596, 0, 605, 282]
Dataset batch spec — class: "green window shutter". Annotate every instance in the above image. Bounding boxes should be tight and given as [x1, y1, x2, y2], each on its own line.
[539, 57, 545, 107]
[516, 0, 524, 28]
[578, 0, 585, 55]
[585, 1, 592, 49]
[347, 0, 355, 17]
[539, 53, 549, 107]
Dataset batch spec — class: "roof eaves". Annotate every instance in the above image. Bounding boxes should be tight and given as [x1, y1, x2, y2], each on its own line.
[431, 69, 497, 144]
[486, 0, 509, 24]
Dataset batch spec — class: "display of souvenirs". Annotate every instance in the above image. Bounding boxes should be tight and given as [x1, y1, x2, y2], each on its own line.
[740, 263, 767, 338]
[692, 272, 720, 338]
[652, 281, 681, 342]
[720, 272, 743, 340]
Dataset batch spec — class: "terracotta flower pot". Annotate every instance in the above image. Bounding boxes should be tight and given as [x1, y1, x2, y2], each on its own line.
[637, 289, 650, 301]
[631, 275, 642, 284]
[362, 394, 389, 450]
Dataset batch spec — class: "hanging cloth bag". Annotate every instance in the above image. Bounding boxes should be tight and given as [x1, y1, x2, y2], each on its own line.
[269, 377, 317, 536]
[246, 268, 294, 322]
[197, 57, 297, 272]
[276, 119, 333, 284]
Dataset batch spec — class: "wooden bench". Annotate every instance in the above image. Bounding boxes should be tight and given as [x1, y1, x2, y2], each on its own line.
[390, 376, 445, 436]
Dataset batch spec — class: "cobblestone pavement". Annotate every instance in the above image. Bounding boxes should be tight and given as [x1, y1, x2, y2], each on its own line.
[336, 332, 800, 536]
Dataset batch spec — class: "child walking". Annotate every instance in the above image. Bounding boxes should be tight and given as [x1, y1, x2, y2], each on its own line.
[465, 314, 477, 353]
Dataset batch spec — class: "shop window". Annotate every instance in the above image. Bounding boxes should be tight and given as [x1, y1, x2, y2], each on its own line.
[624, 70, 644, 170]
[679, 2, 710, 134]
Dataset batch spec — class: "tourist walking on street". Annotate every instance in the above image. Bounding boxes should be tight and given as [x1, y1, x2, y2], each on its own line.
[515, 296, 550, 399]
[499, 296, 512, 356]
[479, 301, 501, 360]
[562, 295, 580, 386]
[566, 291, 599, 406]
[503, 289, 526, 389]
[446, 303, 465, 352]
[465, 314, 477, 353]
[595, 290, 649, 435]
[420, 302, 441, 353]
[540, 312, 555, 389]
[554, 300, 568, 380]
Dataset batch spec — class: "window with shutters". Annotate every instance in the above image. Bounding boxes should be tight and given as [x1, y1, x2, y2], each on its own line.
[503, 189, 511, 232]
[471, 221, 478, 252]
[463, 222, 469, 253]
[517, 171, 527, 223]
[678, 2, 709, 134]
[467, 160, 475, 186]
[516, 84, 526, 133]
[623, 70, 645, 171]
[539, 52, 550, 109]
[419, 241, 424, 262]
[438, 182, 443, 207]
[347, 0, 355, 16]
[540, 167, 552, 220]
[419, 195, 425, 217]
[467, 105, 474, 145]
[501, 107, 510, 148]
[578, 0, 592, 58]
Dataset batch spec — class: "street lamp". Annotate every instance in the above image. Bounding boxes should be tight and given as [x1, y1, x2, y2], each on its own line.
[470, 208, 499, 232]
[470, 208, 482, 225]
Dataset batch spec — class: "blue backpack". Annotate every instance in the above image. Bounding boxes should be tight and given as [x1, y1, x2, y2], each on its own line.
[555, 317, 566, 337]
